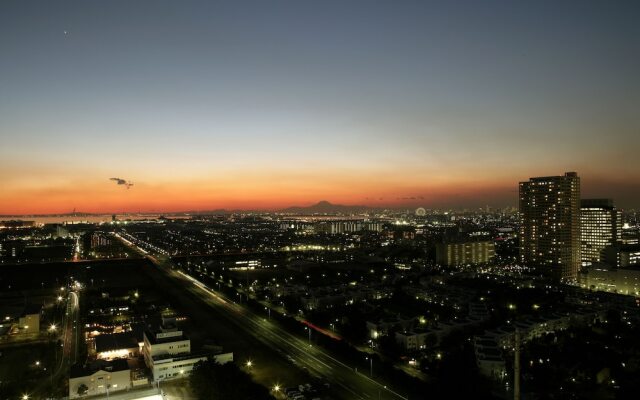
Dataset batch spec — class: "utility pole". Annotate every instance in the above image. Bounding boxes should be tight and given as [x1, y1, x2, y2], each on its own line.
[514, 329, 520, 400]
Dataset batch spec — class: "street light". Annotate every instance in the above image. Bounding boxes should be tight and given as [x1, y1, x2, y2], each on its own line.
[22, 395, 29, 400]
[49, 323, 57, 332]
[365, 357, 373, 377]
[246, 360, 253, 368]
[156, 377, 167, 395]
[273, 384, 281, 393]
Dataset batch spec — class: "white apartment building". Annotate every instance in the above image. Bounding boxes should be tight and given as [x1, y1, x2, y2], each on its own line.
[143, 318, 233, 382]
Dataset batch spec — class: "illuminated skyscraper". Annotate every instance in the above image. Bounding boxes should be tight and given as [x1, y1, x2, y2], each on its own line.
[580, 199, 621, 265]
[519, 172, 580, 280]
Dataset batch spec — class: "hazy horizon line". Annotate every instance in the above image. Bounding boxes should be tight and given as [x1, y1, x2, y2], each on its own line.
[0, 201, 524, 217]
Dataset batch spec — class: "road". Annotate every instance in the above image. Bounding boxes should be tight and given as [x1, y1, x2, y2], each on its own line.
[32, 289, 80, 397]
[57, 290, 80, 374]
[176, 269, 409, 400]
[114, 233, 411, 400]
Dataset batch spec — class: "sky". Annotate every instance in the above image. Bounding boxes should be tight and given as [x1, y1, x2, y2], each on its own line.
[1, 0, 639, 214]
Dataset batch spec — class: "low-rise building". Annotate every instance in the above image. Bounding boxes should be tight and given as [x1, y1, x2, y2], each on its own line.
[366, 316, 416, 339]
[18, 304, 41, 334]
[395, 329, 434, 351]
[151, 351, 233, 382]
[143, 317, 233, 382]
[94, 331, 143, 360]
[69, 359, 130, 399]
[579, 266, 640, 296]
[143, 324, 191, 368]
[473, 336, 506, 381]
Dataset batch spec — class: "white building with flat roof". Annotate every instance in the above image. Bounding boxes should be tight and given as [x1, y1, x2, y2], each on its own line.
[69, 359, 130, 399]
[143, 329, 191, 366]
[143, 318, 233, 382]
[150, 351, 234, 382]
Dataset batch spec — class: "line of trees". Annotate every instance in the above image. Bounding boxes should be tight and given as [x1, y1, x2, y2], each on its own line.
[190, 358, 273, 400]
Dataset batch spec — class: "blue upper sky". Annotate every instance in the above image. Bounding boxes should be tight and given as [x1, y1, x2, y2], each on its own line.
[1, 1, 639, 212]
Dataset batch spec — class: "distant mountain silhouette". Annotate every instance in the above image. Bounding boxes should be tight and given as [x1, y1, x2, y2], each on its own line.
[280, 200, 368, 214]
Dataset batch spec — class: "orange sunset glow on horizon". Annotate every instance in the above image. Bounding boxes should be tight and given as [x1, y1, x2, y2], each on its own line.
[1, 164, 638, 215]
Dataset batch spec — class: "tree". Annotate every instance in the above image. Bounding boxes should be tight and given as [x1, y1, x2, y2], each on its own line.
[341, 313, 368, 344]
[378, 328, 401, 357]
[190, 358, 273, 400]
[77, 384, 88, 396]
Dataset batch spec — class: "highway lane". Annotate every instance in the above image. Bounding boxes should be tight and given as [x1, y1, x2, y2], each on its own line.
[114, 233, 414, 400]
[172, 268, 409, 400]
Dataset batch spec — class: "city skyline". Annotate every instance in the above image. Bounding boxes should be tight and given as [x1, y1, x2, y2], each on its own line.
[3, 2, 640, 400]
[2, 0, 639, 214]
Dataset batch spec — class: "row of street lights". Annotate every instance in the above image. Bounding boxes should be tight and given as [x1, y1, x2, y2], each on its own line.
[191, 271, 392, 398]
[245, 360, 282, 397]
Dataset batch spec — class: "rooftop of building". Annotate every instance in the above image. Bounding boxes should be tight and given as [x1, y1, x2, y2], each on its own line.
[520, 172, 579, 183]
[582, 199, 614, 207]
[142, 315, 191, 344]
[95, 331, 140, 353]
[144, 328, 188, 345]
[0, 302, 42, 319]
[70, 359, 129, 378]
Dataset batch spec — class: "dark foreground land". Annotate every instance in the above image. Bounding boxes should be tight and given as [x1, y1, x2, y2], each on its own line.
[0, 259, 314, 399]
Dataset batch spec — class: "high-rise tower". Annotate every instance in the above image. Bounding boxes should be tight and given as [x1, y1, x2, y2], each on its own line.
[519, 172, 581, 280]
[580, 199, 621, 266]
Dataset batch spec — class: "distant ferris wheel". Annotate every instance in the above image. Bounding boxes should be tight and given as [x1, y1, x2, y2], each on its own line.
[415, 207, 426, 216]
